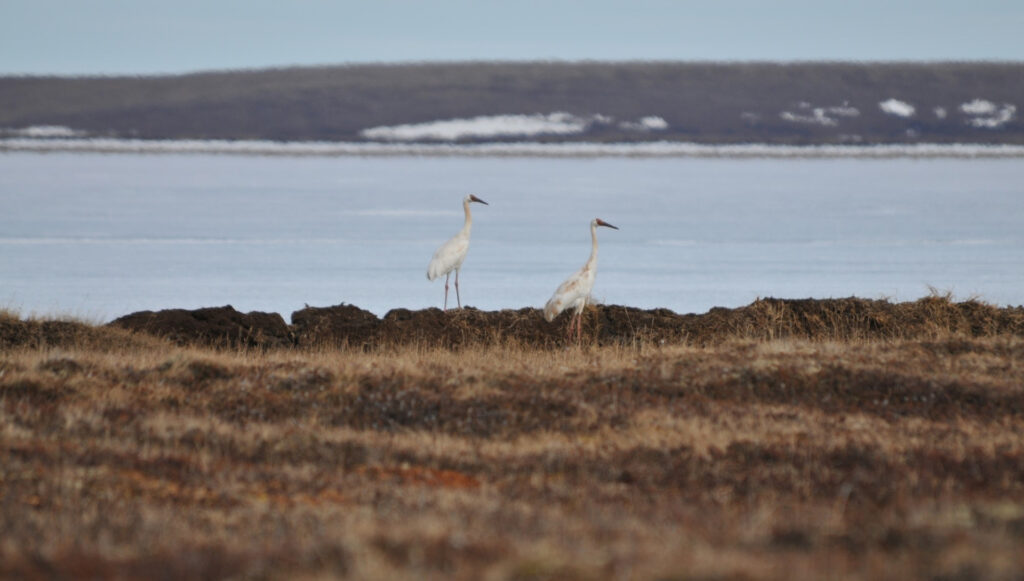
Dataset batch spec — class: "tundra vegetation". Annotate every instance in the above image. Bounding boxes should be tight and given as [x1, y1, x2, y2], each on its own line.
[1, 295, 1023, 580]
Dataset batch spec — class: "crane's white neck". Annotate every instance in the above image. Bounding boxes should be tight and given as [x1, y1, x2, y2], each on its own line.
[586, 220, 599, 266]
[461, 197, 474, 234]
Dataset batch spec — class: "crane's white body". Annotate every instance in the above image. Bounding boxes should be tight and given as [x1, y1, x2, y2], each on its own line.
[427, 194, 487, 309]
[427, 221, 471, 282]
[544, 218, 618, 340]
[544, 247, 597, 322]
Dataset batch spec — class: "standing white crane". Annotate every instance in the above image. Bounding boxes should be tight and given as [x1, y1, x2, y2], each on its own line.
[544, 218, 619, 341]
[427, 194, 488, 310]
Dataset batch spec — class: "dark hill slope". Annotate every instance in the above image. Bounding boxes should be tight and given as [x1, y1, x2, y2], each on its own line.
[1, 61, 1021, 144]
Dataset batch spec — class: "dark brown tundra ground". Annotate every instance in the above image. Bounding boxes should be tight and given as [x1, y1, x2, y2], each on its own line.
[107, 295, 1024, 350]
[2, 296, 1024, 580]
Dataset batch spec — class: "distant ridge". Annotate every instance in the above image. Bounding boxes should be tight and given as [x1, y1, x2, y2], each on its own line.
[1, 61, 1022, 145]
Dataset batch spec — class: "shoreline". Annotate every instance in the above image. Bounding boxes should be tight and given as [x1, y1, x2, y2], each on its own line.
[5, 138, 1024, 158]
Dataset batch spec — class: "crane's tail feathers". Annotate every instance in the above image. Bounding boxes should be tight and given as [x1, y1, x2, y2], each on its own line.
[426, 264, 441, 281]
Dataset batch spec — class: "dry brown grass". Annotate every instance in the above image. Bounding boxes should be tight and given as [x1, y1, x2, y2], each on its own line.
[2, 317, 1024, 580]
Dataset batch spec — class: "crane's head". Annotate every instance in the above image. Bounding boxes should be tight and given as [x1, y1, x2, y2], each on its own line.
[594, 218, 619, 230]
[467, 194, 489, 205]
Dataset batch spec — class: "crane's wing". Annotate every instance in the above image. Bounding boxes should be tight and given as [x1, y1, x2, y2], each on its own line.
[427, 234, 470, 280]
[543, 266, 591, 322]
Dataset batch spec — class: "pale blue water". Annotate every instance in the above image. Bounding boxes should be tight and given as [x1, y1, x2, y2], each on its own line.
[1, 152, 1022, 322]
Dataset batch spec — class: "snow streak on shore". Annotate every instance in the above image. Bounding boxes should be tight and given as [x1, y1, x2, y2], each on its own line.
[360, 113, 670, 140]
[3, 137, 1024, 158]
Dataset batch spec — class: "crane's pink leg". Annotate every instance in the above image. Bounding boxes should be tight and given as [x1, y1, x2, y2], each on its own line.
[443, 272, 450, 311]
[454, 269, 462, 309]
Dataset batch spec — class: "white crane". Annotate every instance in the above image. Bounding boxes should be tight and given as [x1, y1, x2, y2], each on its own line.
[544, 218, 618, 341]
[427, 194, 488, 310]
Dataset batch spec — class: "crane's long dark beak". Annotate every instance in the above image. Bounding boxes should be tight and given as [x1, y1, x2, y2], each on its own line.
[469, 195, 489, 205]
[596, 218, 618, 230]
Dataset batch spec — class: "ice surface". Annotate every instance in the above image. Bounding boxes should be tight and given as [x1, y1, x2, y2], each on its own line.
[1, 152, 1022, 322]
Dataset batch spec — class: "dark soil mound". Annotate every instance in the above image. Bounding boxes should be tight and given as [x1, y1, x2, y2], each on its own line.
[291, 305, 564, 349]
[291, 304, 381, 348]
[289, 296, 1024, 349]
[108, 305, 292, 349]
[10, 296, 1018, 352]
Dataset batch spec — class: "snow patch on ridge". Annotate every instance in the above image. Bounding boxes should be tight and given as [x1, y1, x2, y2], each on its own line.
[780, 109, 837, 126]
[360, 113, 594, 141]
[879, 99, 915, 117]
[2, 125, 87, 138]
[960, 99, 997, 115]
[779, 102, 859, 127]
[617, 116, 669, 131]
[960, 99, 1016, 129]
[361, 113, 669, 141]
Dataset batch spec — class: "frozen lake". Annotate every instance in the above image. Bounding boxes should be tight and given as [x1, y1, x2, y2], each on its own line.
[1, 151, 1022, 322]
